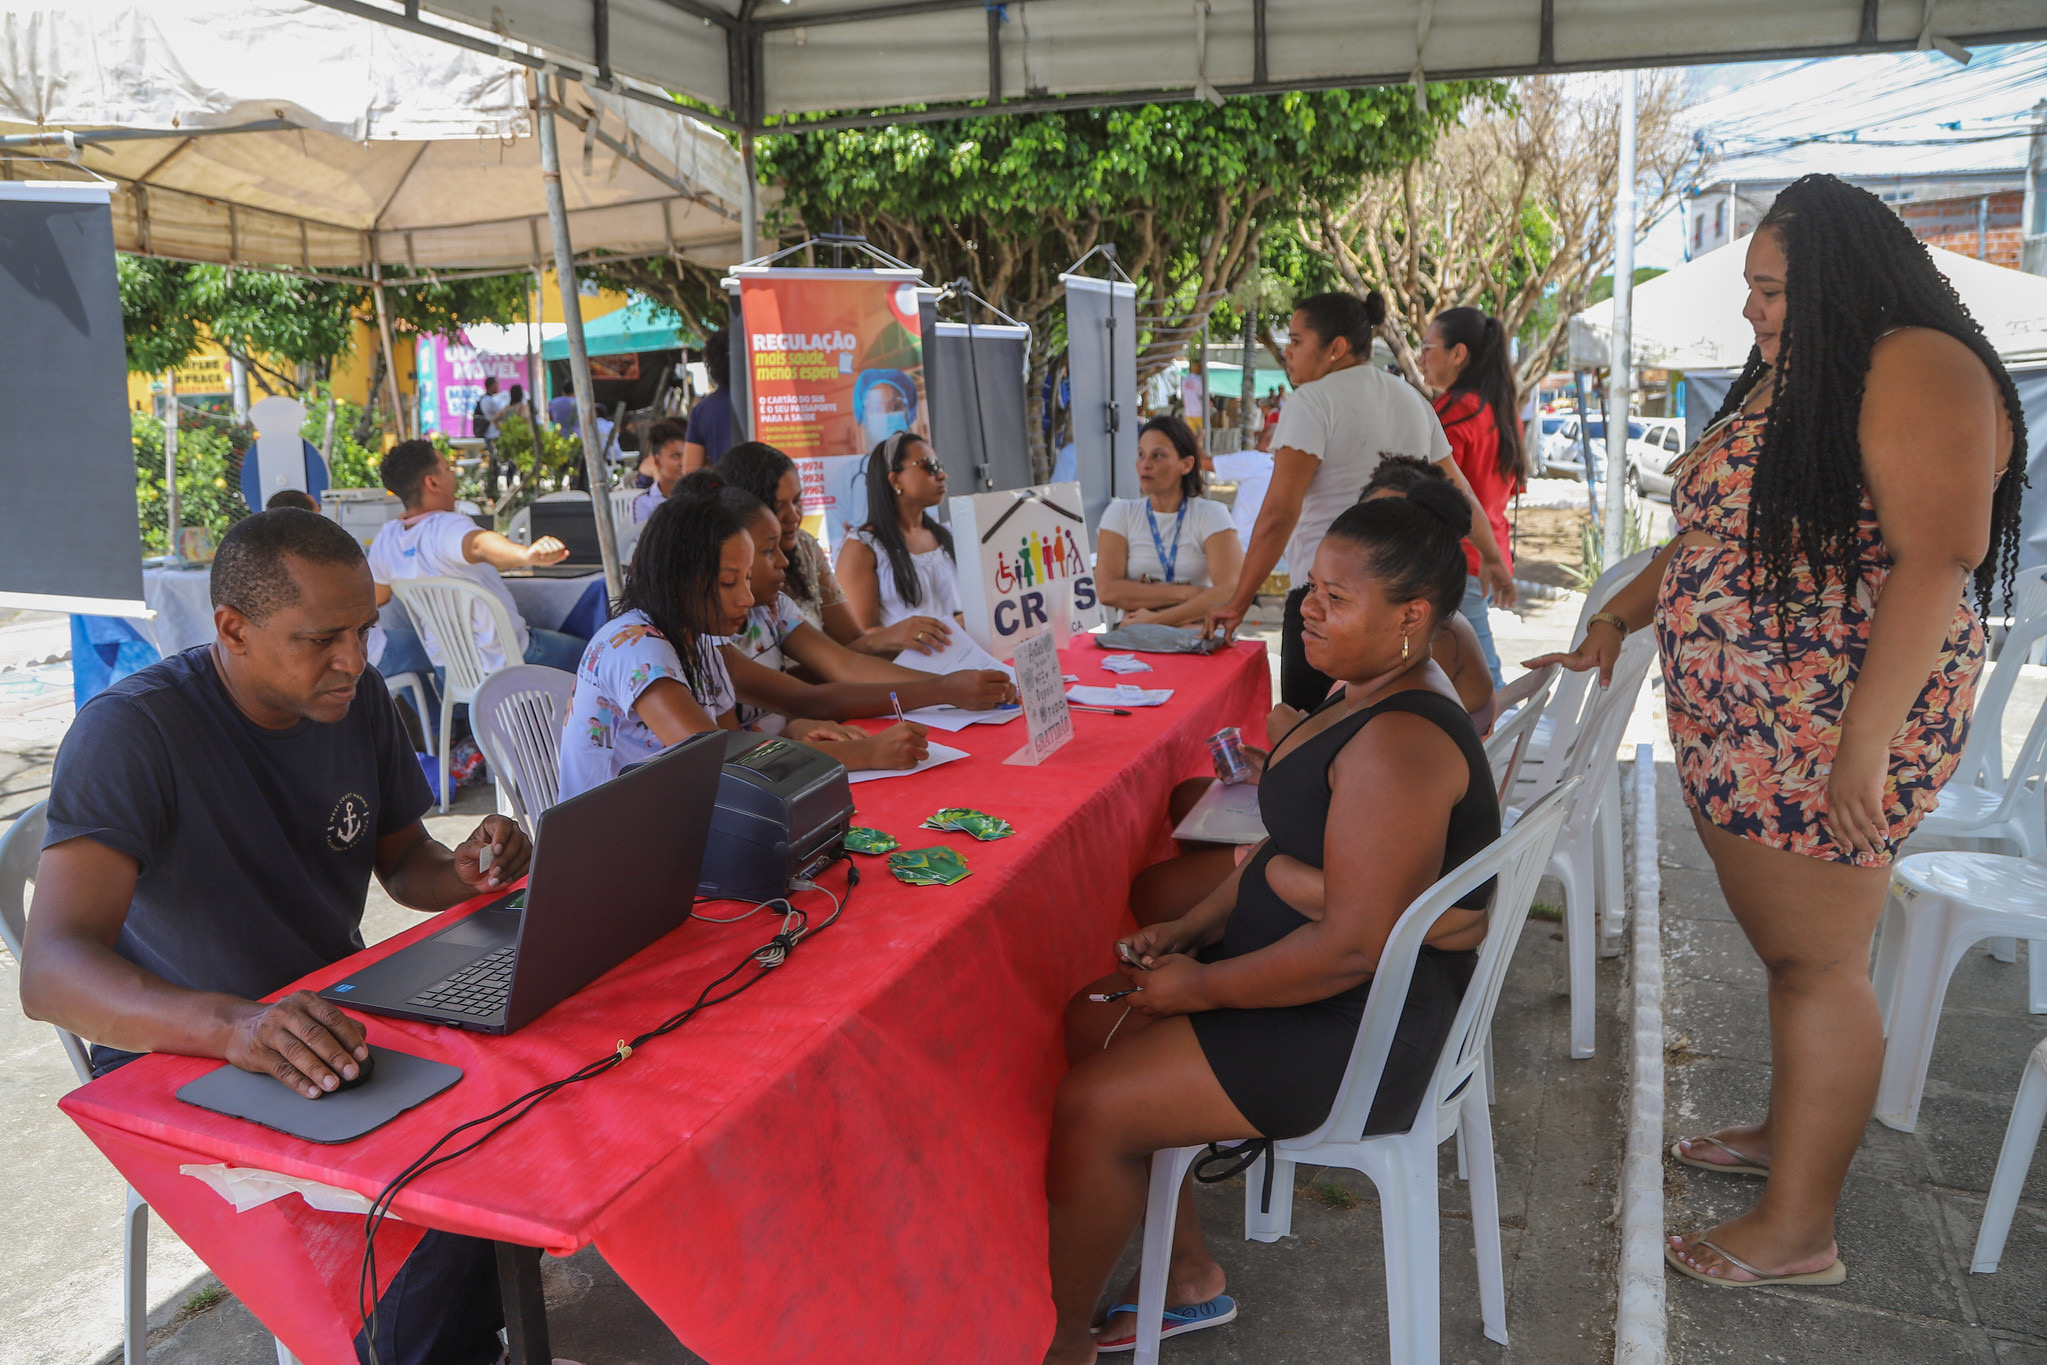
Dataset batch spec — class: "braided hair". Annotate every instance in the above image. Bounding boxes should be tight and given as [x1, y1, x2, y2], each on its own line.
[615, 488, 748, 701]
[1710, 174, 2028, 624]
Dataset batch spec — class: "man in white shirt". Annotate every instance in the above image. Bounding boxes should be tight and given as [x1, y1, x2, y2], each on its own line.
[475, 376, 511, 442]
[367, 440, 586, 677]
[1203, 291, 1517, 711]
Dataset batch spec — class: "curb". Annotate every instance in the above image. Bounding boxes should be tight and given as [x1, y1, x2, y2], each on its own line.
[1615, 743, 1667, 1364]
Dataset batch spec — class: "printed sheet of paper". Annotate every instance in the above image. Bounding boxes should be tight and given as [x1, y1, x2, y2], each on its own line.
[844, 741, 970, 784]
[1170, 779, 1267, 845]
[889, 629, 1017, 680]
[1005, 631, 1074, 766]
[1066, 685, 1174, 708]
[899, 705, 1024, 732]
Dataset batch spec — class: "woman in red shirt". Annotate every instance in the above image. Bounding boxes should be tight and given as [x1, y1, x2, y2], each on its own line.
[1419, 307, 1527, 684]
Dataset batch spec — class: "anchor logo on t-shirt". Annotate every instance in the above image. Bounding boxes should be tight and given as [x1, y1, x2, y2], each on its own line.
[326, 793, 371, 851]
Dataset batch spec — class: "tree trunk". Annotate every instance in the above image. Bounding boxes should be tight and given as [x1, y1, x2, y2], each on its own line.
[1238, 309, 1258, 446]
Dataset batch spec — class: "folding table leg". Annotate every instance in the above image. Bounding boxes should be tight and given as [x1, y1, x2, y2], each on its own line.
[494, 1242, 553, 1365]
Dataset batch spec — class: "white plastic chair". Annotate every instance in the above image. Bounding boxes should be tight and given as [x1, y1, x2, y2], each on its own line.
[388, 577, 524, 813]
[470, 665, 576, 834]
[1128, 779, 1580, 1365]
[1483, 664, 1559, 798]
[1872, 848, 2047, 1131]
[1971, 1036, 2047, 1274]
[1510, 629, 1656, 1059]
[0, 806, 303, 1365]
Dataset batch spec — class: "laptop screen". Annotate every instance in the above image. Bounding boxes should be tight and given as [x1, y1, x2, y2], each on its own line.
[529, 501, 605, 566]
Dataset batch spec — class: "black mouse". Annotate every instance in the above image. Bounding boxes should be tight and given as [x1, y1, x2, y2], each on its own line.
[330, 1050, 376, 1093]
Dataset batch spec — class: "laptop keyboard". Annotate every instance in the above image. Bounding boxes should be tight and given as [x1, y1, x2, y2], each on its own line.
[408, 946, 516, 1018]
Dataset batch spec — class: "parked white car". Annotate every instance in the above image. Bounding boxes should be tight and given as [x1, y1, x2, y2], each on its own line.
[1539, 416, 1644, 477]
[1627, 418, 1689, 499]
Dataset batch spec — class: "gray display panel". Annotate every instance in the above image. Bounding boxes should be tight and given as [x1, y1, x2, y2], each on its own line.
[1060, 274, 1137, 536]
[926, 320, 1032, 496]
[0, 182, 146, 614]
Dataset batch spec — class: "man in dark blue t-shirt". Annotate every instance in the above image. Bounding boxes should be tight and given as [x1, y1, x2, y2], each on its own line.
[680, 331, 736, 470]
[24, 509, 531, 1365]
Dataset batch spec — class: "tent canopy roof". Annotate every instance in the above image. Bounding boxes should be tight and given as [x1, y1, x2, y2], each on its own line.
[540, 299, 694, 359]
[0, 0, 754, 272]
[309, 0, 2047, 132]
[1570, 233, 2047, 371]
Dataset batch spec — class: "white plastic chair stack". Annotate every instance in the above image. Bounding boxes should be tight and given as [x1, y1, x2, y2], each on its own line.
[1482, 664, 1560, 798]
[1509, 627, 1656, 1060]
[1129, 779, 1581, 1365]
[1971, 1036, 2047, 1274]
[0, 806, 303, 1365]
[388, 577, 524, 813]
[470, 666, 576, 835]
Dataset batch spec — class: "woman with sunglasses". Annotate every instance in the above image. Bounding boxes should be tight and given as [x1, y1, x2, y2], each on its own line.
[837, 433, 965, 652]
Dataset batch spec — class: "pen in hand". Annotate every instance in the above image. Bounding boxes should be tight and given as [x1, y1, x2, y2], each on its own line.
[889, 690, 907, 724]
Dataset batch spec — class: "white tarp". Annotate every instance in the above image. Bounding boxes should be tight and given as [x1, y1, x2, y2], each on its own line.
[1570, 233, 2047, 371]
[0, 0, 753, 270]
[318, 0, 2047, 126]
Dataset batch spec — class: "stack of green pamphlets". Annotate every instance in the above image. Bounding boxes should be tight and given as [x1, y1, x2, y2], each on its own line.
[886, 846, 973, 886]
[919, 808, 1015, 842]
[844, 827, 900, 855]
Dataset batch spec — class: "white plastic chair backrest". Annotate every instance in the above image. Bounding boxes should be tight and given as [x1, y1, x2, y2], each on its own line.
[1299, 777, 1581, 1149]
[470, 665, 576, 830]
[1523, 629, 1655, 819]
[0, 804, 93, 1085]
[1953, 566, 2047, 792]
[608, 487, 638, 529]
[1532, 546, 1662, 792]
[1483, 664, 1559, 796]
[389, 576, 521, 699]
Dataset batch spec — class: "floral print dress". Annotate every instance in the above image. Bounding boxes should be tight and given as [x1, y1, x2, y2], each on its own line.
[1654, 409, 1984, 867]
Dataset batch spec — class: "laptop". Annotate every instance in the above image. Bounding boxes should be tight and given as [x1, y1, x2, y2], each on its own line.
[321, 731, 724, 1033]
[508, 500, 607, 578]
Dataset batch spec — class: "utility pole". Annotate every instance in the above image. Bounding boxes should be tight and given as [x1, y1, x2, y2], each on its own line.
[1604, 69, 1638, 567]
[161, 371, 183, 565]
[537, 74, 624, 599]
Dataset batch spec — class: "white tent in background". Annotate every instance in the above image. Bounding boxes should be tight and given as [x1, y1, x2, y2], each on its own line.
[1569, 233, 2047, 371]
[0, 0, 752, 275]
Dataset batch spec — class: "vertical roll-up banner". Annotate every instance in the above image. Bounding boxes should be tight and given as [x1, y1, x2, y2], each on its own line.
[734, 268, 927, 551]
[0, 181, 148, 616]
[928, 321, 1033, 494]
[1059, 273, 1137, 536]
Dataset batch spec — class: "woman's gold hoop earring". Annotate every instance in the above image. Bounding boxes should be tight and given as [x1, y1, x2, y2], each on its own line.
[1401, 633, 1410, 661]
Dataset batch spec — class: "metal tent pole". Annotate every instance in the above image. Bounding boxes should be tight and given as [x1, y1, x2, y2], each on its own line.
[740, 133, 760, 261]
[537, 76, 624, 599]
[1603, 69, 1638, 566]
[370, 264, 409, 442]
[162, 371, 184, 564]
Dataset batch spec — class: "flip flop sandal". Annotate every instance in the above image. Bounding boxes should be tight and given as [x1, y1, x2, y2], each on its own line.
[1094, 1295, 1239, 1353]
[1664, 1238, 1846, 1287]
[1669, 1135, 1770, 1177]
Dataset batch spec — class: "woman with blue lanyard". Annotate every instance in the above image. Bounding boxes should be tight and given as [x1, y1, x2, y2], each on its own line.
[1095, 416, 1245, 627]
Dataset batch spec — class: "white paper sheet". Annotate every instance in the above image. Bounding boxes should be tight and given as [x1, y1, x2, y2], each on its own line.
[1170, 780, 1267, 845]
[181, 1162, 386, 1217]
[1099, 653, 1153, 674]
[900, 705, 1024, 732]
[845, 740, 971, 783]
[1066, 685, 1174, 708]
[888, 630, 1017, 680]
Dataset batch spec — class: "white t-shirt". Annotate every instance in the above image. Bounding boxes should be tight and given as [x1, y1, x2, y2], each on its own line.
[1270, 365, 1450, 579]
[478, 391, 511, 439]
[842, 528, 963, 626]
[556, 609, 736, 803]
[1098, 496, 1237, 589]
[1209, 452, 1274, 564]
[724, 592, 807, 732]
[366, 510, 529, 671]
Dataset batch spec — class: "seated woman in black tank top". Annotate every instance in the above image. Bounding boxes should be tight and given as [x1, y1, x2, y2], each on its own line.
[1042, 481, 1502, 1365]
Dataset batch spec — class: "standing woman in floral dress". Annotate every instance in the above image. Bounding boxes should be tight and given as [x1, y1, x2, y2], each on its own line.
[1531, 174, 2026, 1287]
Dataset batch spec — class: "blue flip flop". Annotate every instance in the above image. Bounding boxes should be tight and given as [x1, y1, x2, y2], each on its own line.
[1094, 1295, 1239, 1353]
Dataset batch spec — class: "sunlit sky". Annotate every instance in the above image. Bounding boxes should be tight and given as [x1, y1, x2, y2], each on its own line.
[1634, 43, 2046, 268]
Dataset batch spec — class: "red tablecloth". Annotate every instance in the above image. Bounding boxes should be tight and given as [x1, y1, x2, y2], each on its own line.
[60, 641, 1270, 1365]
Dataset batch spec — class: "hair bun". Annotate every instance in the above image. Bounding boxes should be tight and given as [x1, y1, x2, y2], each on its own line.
[1406, 479, 1471, 536]
[1362, 289, 1388, 329]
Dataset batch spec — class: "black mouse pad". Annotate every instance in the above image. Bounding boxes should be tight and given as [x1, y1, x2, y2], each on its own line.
[176, 1046, 462, 1144]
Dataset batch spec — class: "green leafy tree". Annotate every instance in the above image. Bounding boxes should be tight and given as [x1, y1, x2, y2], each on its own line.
[130, 411, 250, 554]
[602, 89, 1485, 464]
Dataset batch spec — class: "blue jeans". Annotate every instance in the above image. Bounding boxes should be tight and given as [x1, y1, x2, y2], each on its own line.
[522, 626, 588, 672]
[1460, 575, 1505, 687]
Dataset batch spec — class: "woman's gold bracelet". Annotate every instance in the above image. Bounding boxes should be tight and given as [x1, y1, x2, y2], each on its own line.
[1588, 611, 1629, 637]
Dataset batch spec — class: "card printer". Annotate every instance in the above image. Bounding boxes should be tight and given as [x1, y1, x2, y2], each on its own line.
[697, 733, 855, 903]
